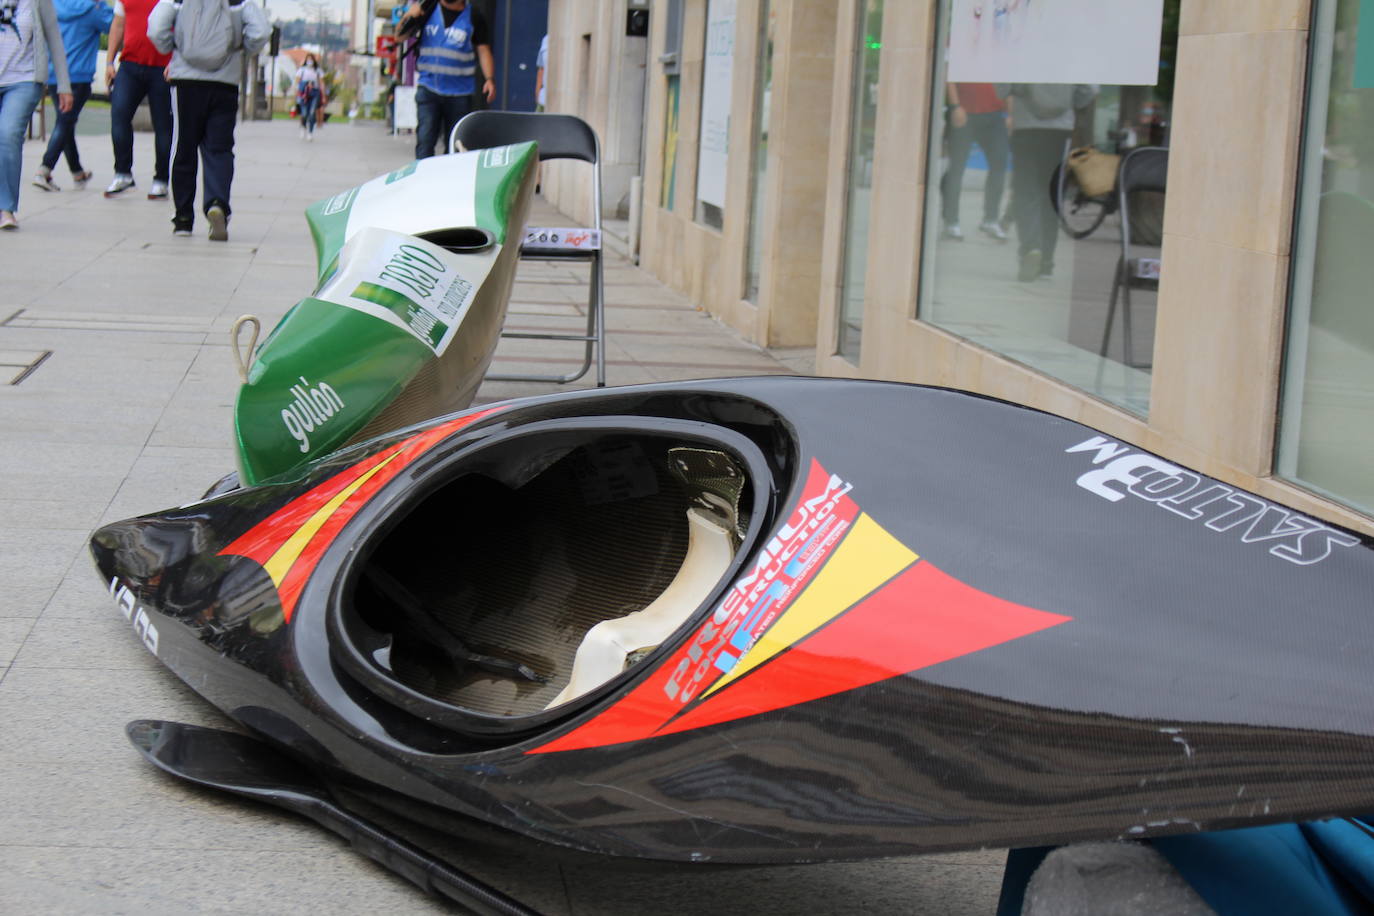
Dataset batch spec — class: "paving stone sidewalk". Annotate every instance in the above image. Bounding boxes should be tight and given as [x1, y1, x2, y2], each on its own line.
[0, 117, 1002, 914]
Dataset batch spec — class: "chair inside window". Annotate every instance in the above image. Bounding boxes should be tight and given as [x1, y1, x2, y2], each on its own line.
[1099, 146, 1169, 369]
[450, 111, 606, 387]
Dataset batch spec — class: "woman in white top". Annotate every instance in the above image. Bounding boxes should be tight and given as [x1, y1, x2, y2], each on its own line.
[294, 53, 322, 140]
[0, 0, 71, 229]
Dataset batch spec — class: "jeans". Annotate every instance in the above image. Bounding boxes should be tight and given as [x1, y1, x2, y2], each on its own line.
[0, 81, 44, 212]
[170, 81, 238, 226]
[299, 88, 319, 133]
[941, 110, 1009, 227]
[110, 61, 174, 181]
[415, 84, 474, 159]
[41, 82, 93, 173]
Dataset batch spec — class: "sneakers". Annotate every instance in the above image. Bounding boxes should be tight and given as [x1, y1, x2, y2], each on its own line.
[32, 168, 59, 192]
[147, 180, 169, 200]
[1017, 249, 1043, 282]
[71, 170, 93, 189]
[206, 204, 228, 241]
[172, 225, 192, 237]
[942, 223, 964, 241]
[979, 220, 1008, 241]
[300, 126, 307, 139]
[0, 211, 17, 230]
[104, 174, 136, 197]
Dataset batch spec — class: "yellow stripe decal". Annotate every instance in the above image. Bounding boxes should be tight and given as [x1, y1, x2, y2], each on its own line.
[262, 452, 403, 587]
[704, 513, 918, 696]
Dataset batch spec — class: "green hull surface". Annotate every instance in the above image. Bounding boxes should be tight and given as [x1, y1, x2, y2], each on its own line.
[234, 144, 537, 485]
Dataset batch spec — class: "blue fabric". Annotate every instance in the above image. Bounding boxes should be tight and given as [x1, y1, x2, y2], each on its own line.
[0, 79, 43, 211]
[415, 3, 475, 97]
[109, 59, 172, 179]
[40, 79, 90, 170]
[998, 819, 1374, 916]
[299, 85, 318, 133]
[46, 0, 111, 85]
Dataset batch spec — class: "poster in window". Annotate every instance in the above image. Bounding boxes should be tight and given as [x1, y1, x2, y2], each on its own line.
[948, 0, 1164, 86]
[696, 0, 736, 211]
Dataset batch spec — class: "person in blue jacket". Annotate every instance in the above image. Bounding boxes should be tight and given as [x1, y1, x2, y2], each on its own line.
[397, 0, 495, 159]
[31, 0, 110, 191]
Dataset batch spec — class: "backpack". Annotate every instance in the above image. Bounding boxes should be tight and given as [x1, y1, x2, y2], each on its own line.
[174, 0, 242, 71]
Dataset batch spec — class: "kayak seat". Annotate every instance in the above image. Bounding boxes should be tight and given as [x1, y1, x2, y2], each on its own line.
[545, 506, 735, 709]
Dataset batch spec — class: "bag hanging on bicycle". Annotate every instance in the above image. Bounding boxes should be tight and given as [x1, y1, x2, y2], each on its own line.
[1066, 147, 1121, 198]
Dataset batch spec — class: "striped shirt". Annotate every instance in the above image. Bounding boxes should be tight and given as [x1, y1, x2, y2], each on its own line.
[0, 0, 37, 86]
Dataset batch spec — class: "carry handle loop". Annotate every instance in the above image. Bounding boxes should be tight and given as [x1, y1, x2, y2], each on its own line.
[231, 314, 261, 383]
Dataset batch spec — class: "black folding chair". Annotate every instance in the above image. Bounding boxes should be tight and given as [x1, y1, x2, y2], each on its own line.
[450, 111, 605, 387]
[1100, 146, 1168, 369]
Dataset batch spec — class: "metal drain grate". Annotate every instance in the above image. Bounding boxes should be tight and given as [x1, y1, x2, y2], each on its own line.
[3, 349, 52, 385]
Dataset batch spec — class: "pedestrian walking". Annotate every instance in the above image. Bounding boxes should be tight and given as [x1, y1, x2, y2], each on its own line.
[293, 52, 320, 140]
[397, 0, 494, 159]
[148, 0, 268, 240]
[31, 0, 110, 193]
[0, 0, 71, 230]
[103, 0, 173, 199]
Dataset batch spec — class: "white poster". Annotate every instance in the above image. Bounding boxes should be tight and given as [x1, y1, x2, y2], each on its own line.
[393, 85, 418, 132]
[696, 0, 736, 211]
[948, 0, 1164, 86]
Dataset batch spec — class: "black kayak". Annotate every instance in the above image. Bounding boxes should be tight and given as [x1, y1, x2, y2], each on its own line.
[91, 377, 1374, 864]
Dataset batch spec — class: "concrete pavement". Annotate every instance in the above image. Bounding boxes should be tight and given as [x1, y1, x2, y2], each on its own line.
[0, 116, 1004, 914]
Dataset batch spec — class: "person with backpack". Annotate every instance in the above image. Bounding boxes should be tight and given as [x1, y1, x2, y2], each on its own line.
[396, 0, 494, 159]
[147, 0, 268, 240]
[997, 83, 1096, 282]
[30, 0, 111, 194]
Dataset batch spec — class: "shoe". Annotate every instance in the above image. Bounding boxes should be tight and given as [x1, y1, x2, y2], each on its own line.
[71, 170, 92, 189]
[942, 223, 964, 241]
[206, 204, 228, 241]
[104, 174, 136, 197]
[307, 132, 314, 142]
[147, 180, 169, 200]
[172, 224, 192, 237]
[0, 211, 17, 230]
[32, 169, 59, 192]
[1018, 248, 1042, 282]
[979, 220, 1008, 241]
[1040, 262, 1055, 280]
[300, 126, 307, 139]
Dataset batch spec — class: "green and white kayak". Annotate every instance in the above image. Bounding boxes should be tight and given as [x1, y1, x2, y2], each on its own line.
[233, 143, 538, 486]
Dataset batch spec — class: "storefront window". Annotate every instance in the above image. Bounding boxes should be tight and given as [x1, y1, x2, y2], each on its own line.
[916, 0, 1179, 416]
[837, 0, 884, 363]
[745, 2, 775, 302]
[1278, 0, 1374, 515]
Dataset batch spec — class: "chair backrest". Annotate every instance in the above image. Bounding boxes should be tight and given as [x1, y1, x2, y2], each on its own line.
[1117, 146, 1168, 255]
[1118, 146, 1168, 196]
[450, 111, 599, 164]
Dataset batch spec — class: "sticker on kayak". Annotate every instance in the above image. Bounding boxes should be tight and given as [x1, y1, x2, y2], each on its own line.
[313, 226, 500, 355]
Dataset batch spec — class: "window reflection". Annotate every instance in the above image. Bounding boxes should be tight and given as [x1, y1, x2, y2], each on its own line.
[1278, 0, 1374, 515]
[918, 3, 1178, 416]
[837, 0, 884, 364]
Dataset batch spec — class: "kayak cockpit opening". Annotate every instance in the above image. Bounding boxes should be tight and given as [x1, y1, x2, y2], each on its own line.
[332, 420, 768, 737]
[416, 226, 495, 254]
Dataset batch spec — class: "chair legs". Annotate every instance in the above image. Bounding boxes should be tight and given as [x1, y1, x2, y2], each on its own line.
[1101, 257, 1124, 359]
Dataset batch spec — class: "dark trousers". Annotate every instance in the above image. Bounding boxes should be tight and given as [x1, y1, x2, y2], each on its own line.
[1010, 128, 1070, 267]
[941, 110, 1009, 226]
[41, 82, 92, 173]
[171, 81, 238, 226]
[415, 84, 475, 159]
[110, 61, 174, 181]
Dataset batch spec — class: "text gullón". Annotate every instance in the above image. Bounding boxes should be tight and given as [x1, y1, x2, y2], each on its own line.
[281, 376, 346, 453]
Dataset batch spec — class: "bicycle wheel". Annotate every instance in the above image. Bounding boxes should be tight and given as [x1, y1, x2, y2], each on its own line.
[1049, 165, 1110, 239]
